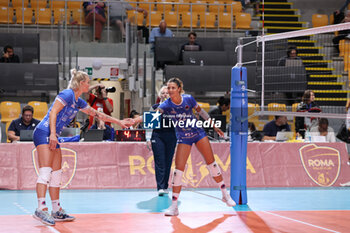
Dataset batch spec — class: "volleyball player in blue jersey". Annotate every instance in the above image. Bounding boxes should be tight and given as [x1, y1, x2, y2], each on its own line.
[158, 77, 236, 216]
[32, 69, 133, 226]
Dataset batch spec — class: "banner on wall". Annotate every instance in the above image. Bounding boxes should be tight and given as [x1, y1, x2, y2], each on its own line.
[0, 142, 349, 190]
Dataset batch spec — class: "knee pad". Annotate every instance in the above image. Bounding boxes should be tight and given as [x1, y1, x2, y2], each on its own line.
[171, 169, 184, 187]
[37, 167, 52, 185]
[207, 161, 221, 177]
[49, 169, 62, 188]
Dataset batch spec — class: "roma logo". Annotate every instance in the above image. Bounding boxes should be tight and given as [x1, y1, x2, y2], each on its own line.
[32, 148, 77, 188]
[180, 154, 230, 188]
[299, 144, 341, 187]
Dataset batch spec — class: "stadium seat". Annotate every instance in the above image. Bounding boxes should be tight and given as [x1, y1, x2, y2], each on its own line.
[292, 103, 299, 112]
[52, 0, 65, 9]
[199, 12, 216, 28]
[267, 103, 286, 121]
[37, 7, 53, 24]
[222, 109, 230, 123]
[329, 13, 334, 25]
[209, 2, 230, 14]
[53, 8, 67, 24]
[248, 103, 260, 122]
[218, 12, 233, 28]
[231, 1, 242, 13]
[343, 53, 350, 72]
[159, 2, 175, 12]
[312, 14, 328, 28]
[148, 11, 163, 27]
[191, 1, 207, 13]
[5, 121, 11, 143]
[14, 7, 36, 24]
[197, 102, 210, 112]
[164, 11, 178, 27]
[175, 3, 190, 13]
[9, 0, 28, 8]
[127, 10, 146, 26]
[67, 1, 82, 9]
[196, 12, 216, 28]
[138, 1, 155, 12]
[0, 7, 13, 24]
[69, 8, 84, 25]
[28, 101, 48, 120]
[181, 11, 197, 27]
[339, 39, 350, 57]
[30, 0, 49, 9]
[0, 101, 21, 123]
[235, 12, 251, 29]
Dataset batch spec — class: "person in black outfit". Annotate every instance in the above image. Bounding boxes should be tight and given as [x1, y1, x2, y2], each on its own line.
[248, 122, 263, 141]
[7, 105, 40, 142]
[0, 45, 20, 63]
[262, 115, 291, 141]
[89, 116, 114, 141]
[277, 46, 302, 66]
[179, 31, 202, 63]
[295, 90, 321, 138]
[148, 86, 177, 196]
[208, 97, 230, 117]
[332, 11, 350, 53]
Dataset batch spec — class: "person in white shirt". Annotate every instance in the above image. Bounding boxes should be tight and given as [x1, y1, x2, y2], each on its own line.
[310, 118, 336, 142]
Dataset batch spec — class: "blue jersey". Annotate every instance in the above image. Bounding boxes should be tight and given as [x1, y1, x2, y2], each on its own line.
[158, 94, 205, 141]
[36, 89, 89, 136]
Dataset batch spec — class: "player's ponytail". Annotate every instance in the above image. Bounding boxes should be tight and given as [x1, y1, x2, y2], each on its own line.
[68, 69, 88, 90]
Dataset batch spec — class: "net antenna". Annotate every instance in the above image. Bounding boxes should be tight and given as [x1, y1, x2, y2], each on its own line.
[240, 22, 350, 121]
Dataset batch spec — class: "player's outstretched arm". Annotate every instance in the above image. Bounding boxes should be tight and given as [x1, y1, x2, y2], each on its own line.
[81, 107, 134, 128]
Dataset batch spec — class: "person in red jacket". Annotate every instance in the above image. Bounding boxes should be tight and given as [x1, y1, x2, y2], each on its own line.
[87, 83, 114, 128]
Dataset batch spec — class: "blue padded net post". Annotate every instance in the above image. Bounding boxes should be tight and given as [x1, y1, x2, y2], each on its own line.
[230, 66, 248, 205]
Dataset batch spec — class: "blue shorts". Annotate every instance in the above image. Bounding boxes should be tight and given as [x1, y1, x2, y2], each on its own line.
[177, 130, 207, 146]
[33, 128, 60, 148]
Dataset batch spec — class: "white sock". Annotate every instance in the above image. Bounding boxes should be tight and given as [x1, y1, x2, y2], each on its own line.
[218, 181, 228, 197]
[38, 198, 47, 210]
[171, 193, 179, 206]
[51, 199, 61, 212]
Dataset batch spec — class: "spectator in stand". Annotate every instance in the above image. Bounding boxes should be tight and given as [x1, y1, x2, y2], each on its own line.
[7, 105, 40, 142]
[277, 46, 302, 66]
[248, 122, 263, 141]
[333, 10, 350, 53]
[179, 31, 202, 62]
[83, 1, 106, 41]
[208, 97, 230, 117]
[149, 20, 173, 51]
[109, 1, 148, 41]
[87, 83, 113, 128]
[310, 118, 336, 142]
[295, 90, 321, 138]
[0, 45, 20, 63]
[262, 115, 291, 141]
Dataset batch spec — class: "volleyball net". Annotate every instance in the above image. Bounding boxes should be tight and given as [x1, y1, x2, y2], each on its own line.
[237, 22, 350, 135]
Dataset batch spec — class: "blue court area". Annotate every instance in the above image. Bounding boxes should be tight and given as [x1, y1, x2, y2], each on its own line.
[1, 187, 350, 216]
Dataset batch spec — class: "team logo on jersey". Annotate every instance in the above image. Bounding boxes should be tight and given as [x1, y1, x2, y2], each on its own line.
[32, 148, 77, 188]
[143, 111, 161, 129]
[299, 144, 341, 187]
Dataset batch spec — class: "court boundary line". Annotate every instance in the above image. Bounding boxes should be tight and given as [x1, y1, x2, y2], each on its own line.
[13, 202, 59, 233]
[262, 211, 340, 233]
